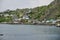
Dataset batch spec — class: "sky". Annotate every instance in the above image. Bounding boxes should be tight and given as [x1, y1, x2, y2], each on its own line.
[0, 0, 54, 12]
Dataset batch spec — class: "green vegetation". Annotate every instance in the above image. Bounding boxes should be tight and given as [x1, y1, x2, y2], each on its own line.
[0, 0, 60, 23]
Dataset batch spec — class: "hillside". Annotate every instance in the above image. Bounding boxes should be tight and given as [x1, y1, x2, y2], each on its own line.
[41, 0, 60, 20]
[0, 0, 60, 23]
[29, 0, 60, 21]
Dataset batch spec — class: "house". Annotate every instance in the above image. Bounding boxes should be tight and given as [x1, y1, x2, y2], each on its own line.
[22, 11, 31, 19]
[46, 19, 56, 24]
[0, 13, 9, 17]
[22, 15, 29, 19]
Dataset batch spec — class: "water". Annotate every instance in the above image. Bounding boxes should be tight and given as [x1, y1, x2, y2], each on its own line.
[0, 24, 60, 40]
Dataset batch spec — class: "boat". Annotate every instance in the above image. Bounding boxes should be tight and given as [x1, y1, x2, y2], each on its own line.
[55, 19, 60, 27]
[0, 34, 3, 36]
[0, 34, 4, 40]
[56, 23, 60, 27]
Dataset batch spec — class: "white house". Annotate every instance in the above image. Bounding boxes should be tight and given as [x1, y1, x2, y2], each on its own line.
[46, 19, 56, 24]
[22, 15, 29, 19]
[4, 14, 13, 17]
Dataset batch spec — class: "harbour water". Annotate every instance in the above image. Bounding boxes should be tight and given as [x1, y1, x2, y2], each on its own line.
[0, 24, 60, 40]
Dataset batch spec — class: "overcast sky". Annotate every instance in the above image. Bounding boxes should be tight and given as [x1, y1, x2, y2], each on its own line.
[0, 0, 54, 12]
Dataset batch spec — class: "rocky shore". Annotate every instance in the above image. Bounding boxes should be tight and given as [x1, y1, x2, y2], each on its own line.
[0, 22, 55, 26]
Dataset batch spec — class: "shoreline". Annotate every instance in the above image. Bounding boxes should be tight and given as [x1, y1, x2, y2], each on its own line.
[0, 23, 55, 26]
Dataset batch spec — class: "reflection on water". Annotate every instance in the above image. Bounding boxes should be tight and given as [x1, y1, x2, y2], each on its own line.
[0, 24, 60, 40]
